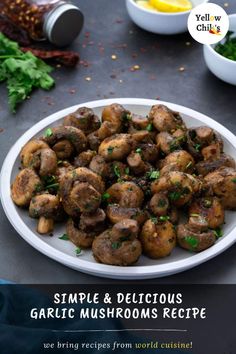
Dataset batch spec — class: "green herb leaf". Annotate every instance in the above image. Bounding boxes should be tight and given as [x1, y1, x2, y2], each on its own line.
[213, 227, 223, 239]
[194, 143, 201, 152]
[0, 34, 55, 112]
[111, 242, 121, 249]
[44, 128, 53, 137]
[107, 146, 114, 154]
[185, 161, 193, 170]
[113, 164, 121, 178]
[136, 147, 142, 154]
[231, 178, 236, 183]
[75, 247, 82, 256]
[125, 167, 130, 175]
[147, 170, 160, 180]
[204, 199, 212, 208]
[102, 192, 110, 201]
[59, 234, 69, 241]
[150, 216, 158, 224]
[169, 191, 182, 201]
[215, 31, 236, 61]
[184, 236, 199, 249]
[159, 215, 170, 221]
[146, 123, 153, 132]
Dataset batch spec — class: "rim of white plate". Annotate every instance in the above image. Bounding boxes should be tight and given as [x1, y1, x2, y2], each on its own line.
[1, 98, 236, 279]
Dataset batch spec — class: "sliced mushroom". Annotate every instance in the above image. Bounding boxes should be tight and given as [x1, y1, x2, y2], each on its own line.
[79, 208, 106, 232]
[29, 194, 64, 234]
[92, 219, 142, 266]
[149, 105, 186, 133]
[87, 131, 101, 151]
[130, 113, 150, 130]
[106, 182, 144, 208]
[140, 219, 176, 258]
[20, 139, 49, 167]
[43, 126, 87, 154]
[204, 167, 236, 210]
[63, 107, 100, 135]
[106, 204, 148, 225]
[98, 134, 133, 161]
[156, 132, 178, 155]
[102, 103, 129, 131]
[11, 168, 42, 207]
[177, 223, 215, 252]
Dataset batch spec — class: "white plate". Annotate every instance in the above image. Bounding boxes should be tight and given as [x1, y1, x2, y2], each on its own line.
[1, 98, 236, 280]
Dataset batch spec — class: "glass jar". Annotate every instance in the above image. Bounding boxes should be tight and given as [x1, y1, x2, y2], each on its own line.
[0, 0, 84, 46]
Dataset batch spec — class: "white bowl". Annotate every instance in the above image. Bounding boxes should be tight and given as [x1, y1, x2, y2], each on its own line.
[1, 98, 236, 280]
[203, 14, 236, 85]
[126, 0, 208, 35]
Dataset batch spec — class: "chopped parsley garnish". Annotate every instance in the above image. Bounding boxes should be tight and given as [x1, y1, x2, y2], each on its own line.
[102, 192, 110, 201]
[147, 170, 160, 180]
[136, 147, 142, 154]
[113, 164, 121, 178]
[42, 175, 59, 192]
[194, 143, 201, 152]
[158, 199, 167, 207]
[44, 128, 53, 137]
[34, 183, 42, 193]
[146, 123, 153, 132]
[75, 247, 82, 256]
[169, 191, 182, 201]
[111, 242, 121, 249]
[159, 215, 170, 221]
[125, 167, 130, 175]
[59, 234, 69, 241]
[107, 146, 114, 154]
[215, 31, 236, 61]
[190, 213, 200, 217]
[119, 235, 130, 242]
[185, 161, 193, 170]
[150, 216, 158, 224]
[204, 199, 212, 208]
[122, 112, 132, 121]
[184, 236, 199, 249]
[213, 227, 223, 239]
[231, 178, 236, 183]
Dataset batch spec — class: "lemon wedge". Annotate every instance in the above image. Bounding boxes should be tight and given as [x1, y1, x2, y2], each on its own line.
[149, 0, 192, 13]
[136, 0, 157, 11]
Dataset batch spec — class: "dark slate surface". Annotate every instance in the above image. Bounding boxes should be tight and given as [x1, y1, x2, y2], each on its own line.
[0, 0, 236, 284]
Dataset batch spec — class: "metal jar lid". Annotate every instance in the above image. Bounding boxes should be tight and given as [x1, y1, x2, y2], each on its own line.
[44, 3, 84, 47]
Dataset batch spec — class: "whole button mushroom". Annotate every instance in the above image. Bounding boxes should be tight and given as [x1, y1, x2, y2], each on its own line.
[140, 218, 176, 259]
[29, 194, 64, 234]
[98, 134, 133, 161]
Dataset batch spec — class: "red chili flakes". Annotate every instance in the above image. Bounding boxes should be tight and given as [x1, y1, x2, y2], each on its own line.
[156, 96, 160, 100]
[110, 74, 117, 79]
[85, 32, 90, 38]
[0, 128, 4, 133]
[69, 89, 76, 94]
[178, 66, 185, 72]
[132, 53, 138, 58]
[111, 54, 117, 60]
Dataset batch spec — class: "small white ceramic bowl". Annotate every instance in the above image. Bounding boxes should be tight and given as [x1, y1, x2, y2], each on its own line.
[204, 14, 236, 85]
[126, 0, 208, 35]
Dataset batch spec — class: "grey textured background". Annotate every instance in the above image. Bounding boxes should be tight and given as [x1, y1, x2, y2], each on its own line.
[0, 0, 236, 284]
